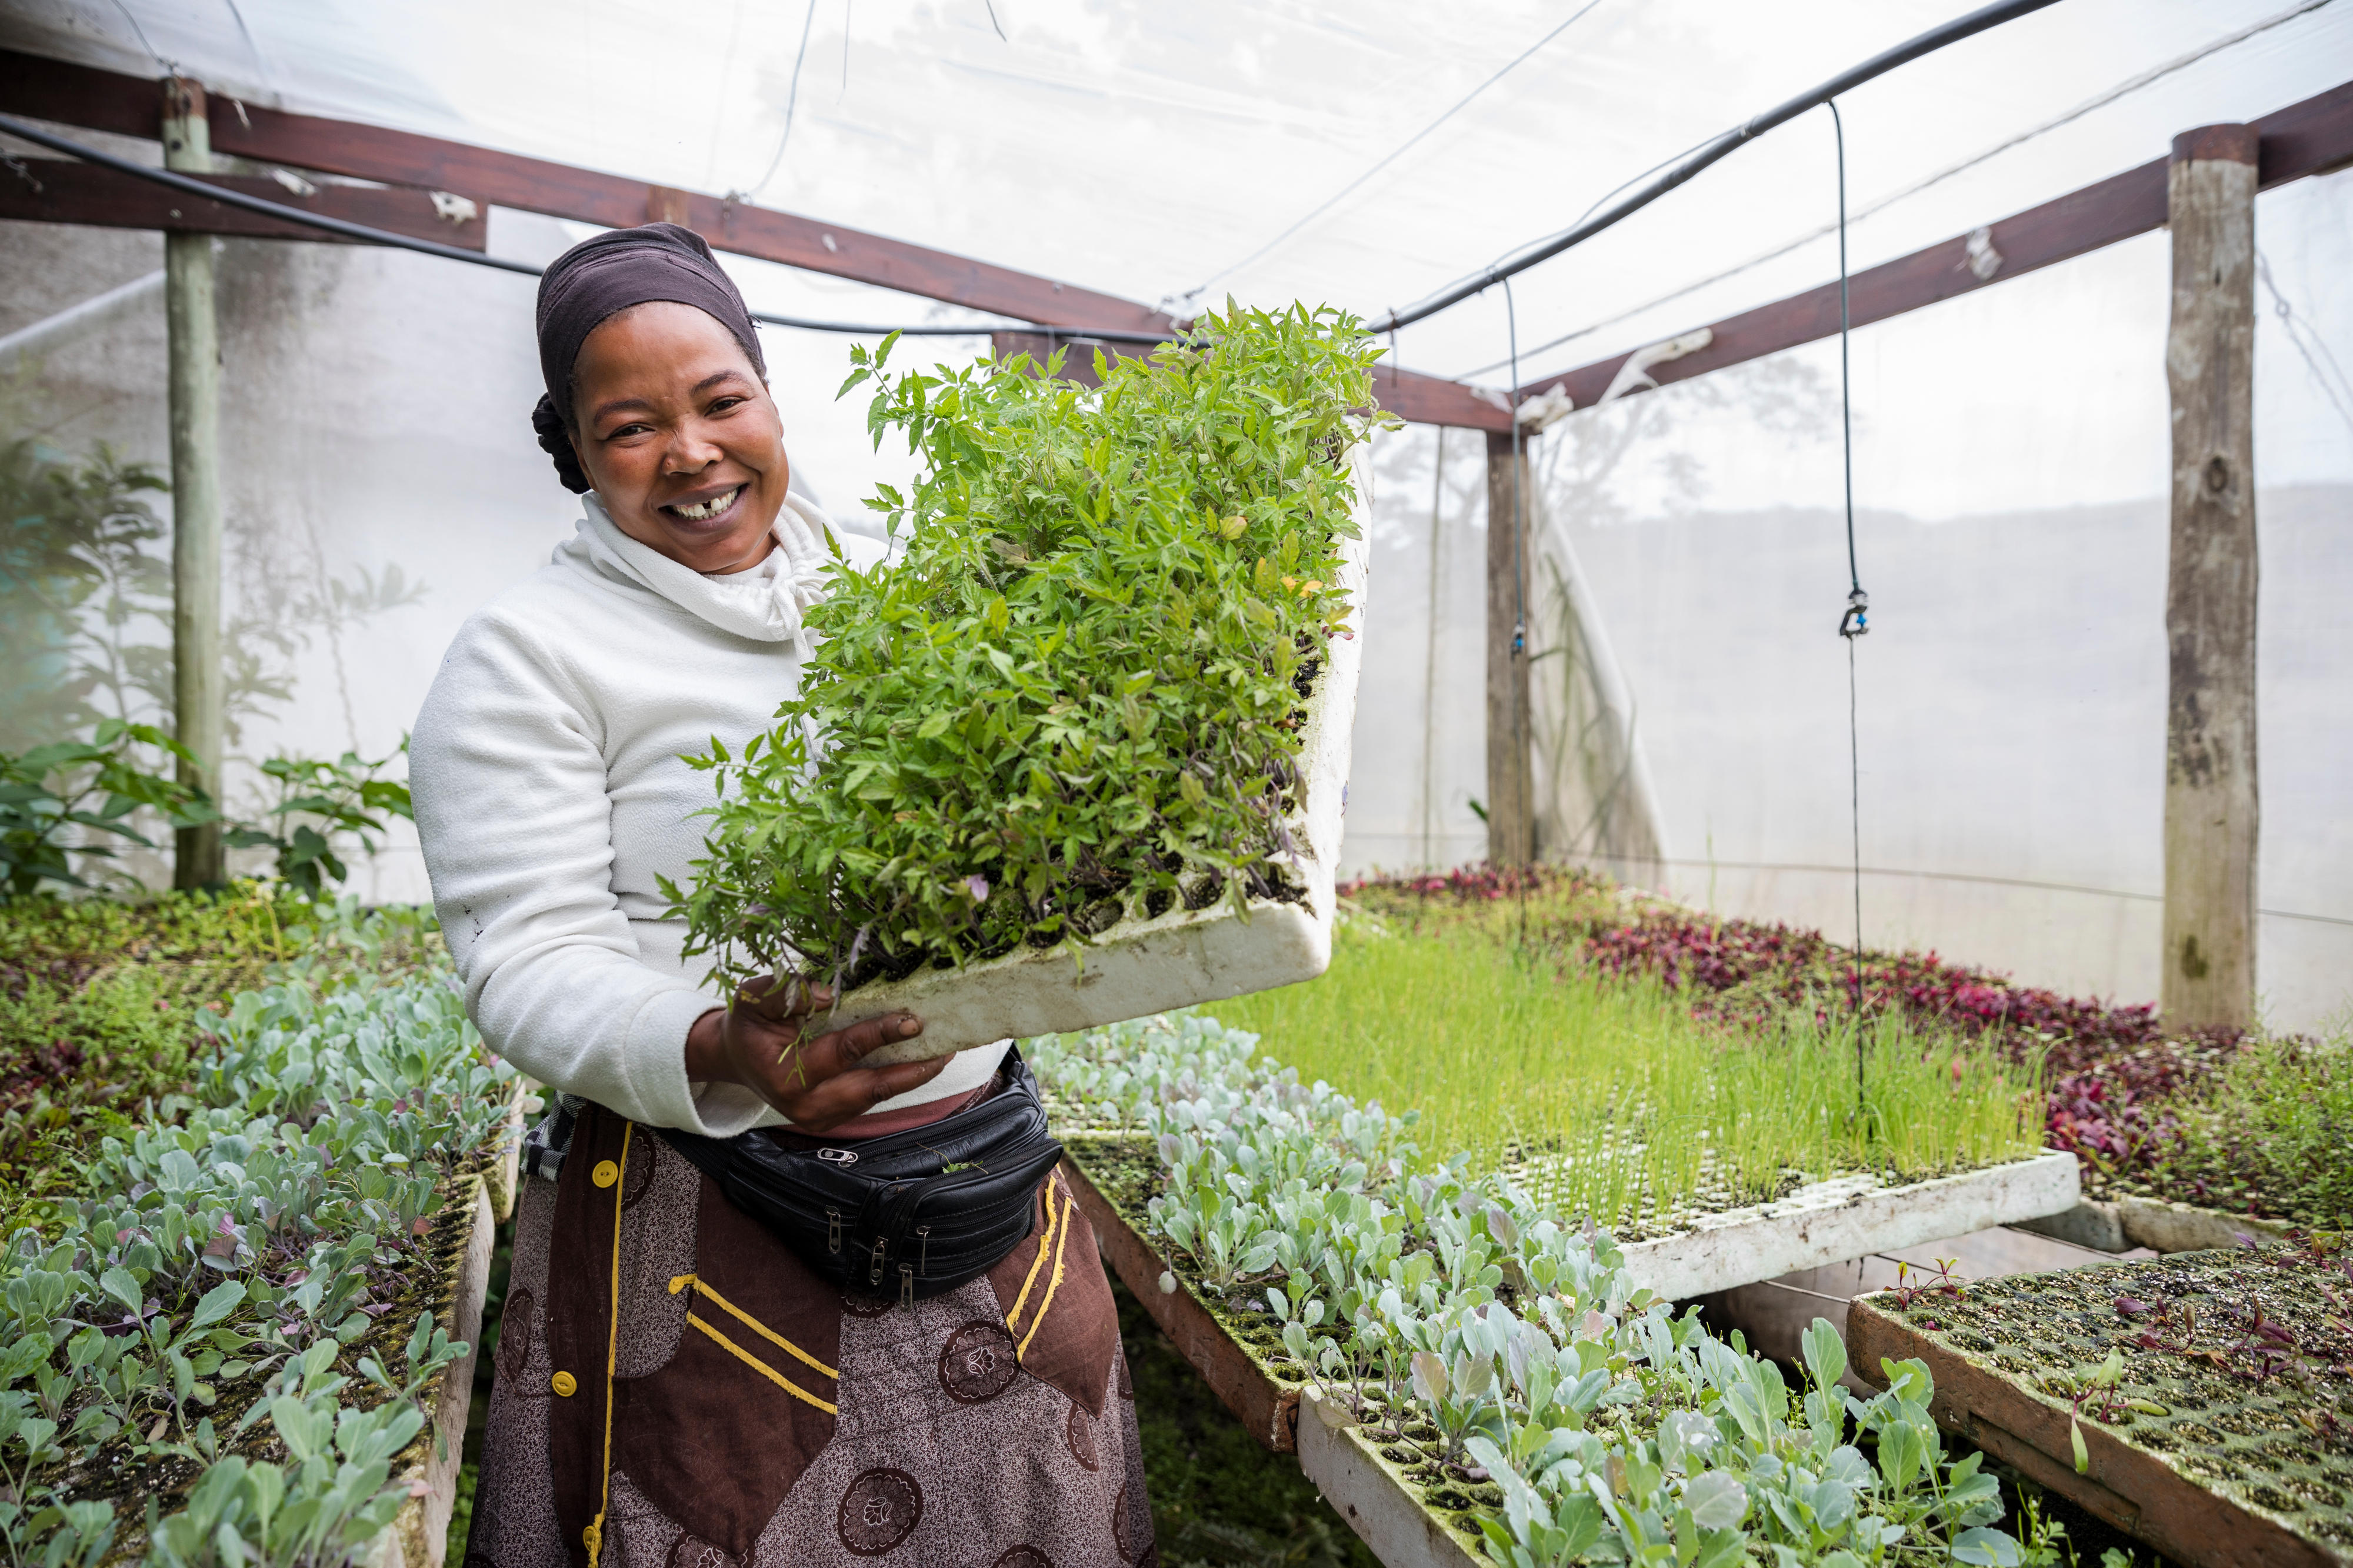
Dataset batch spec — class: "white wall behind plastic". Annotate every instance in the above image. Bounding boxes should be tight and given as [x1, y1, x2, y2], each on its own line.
[1510, 174, 2353, 1033]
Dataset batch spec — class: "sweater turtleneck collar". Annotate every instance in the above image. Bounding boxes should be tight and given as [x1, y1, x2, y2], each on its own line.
[562, 489, 838, 647]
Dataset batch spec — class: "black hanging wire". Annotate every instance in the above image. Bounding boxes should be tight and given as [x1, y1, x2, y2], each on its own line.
[1828, 98, 1871, 1126]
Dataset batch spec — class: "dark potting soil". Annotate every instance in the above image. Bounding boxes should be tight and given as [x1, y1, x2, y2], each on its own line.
[1875, 1237, 2353, 1554]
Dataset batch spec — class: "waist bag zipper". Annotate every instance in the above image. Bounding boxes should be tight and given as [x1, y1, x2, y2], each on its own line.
[826, 1209, 842, 1255]
[868, 1235, 887, 1287]
[899, 1263, 915, 1309]
[917, 1225, 932, 1272]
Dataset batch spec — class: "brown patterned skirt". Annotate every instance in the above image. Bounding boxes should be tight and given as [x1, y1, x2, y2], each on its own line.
[464, 1103, 1156, 1568]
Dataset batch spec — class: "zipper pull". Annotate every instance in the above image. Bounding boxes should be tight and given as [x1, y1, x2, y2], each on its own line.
[869, 1236, 886, 1286]
[826, 1209, 842, 1254]
[899, 1263, 914, 1309]
[916, 1224, 932, 1272]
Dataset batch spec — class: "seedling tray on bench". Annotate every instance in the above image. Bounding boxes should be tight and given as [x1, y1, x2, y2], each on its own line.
[1061, 1135, 2082, 1568]
[849, 456, 1371, 1065]
[1847, 1241, 2353, 1568]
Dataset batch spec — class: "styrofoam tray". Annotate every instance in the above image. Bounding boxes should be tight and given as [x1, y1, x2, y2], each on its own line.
[848, 451, 1369, 1065]
[1622, 1149, 2081, 1302]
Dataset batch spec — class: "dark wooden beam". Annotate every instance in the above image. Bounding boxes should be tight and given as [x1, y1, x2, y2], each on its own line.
[0, 49, 156, 139]
[1518, 78, 2353, 409]
[0, 46, 1171, 337]
[1370, 362, 1511, 432]
[0, 159, 489, 248]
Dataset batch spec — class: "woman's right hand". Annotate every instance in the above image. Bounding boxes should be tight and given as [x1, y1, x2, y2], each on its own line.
[684, 976, 948, 1133]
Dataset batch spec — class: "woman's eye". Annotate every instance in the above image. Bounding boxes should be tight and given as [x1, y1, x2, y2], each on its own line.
[709, 396, 746, 414]
[606, 422, 653, 440]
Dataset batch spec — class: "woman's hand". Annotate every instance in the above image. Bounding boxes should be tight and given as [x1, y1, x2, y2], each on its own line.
[684, 976, 948, 1133]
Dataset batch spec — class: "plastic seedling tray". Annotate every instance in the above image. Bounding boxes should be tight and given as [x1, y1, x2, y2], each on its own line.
[1060, 1138, 2078, 1432]
[1848, 1245, 2353, 1568]
[1297, 1389, 1486, 1568]
[851, 455, 1370, 1066]
[1622, 1149, 2082, 1302]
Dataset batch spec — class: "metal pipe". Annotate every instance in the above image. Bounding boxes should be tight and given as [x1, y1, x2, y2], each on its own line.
[0, 269, 164, 368]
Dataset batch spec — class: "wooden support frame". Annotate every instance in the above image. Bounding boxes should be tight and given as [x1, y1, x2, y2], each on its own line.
[2161, 124, 2261, 1031]
[0, 48, 1162, 332]
[1484, 431, 1535, 867]
[161, 76, 224, 889]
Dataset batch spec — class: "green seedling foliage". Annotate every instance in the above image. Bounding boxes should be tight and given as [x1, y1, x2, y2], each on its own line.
[1209, 919, 2045, 1234]
[2153, 1033, 2352, 1229]
[674, 305, 1387, 990]
[224, 749, 416, 900]
[1874, 1232, 2353, 1556]
[0, 720, 217, 896]
[0, 888, 446, 1220]
[1034, 1015, 2029, 1566]
[0, 896, 502, 1568]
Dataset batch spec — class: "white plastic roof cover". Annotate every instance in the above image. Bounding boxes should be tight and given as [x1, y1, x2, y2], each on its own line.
[2, 0, 2349, 1026]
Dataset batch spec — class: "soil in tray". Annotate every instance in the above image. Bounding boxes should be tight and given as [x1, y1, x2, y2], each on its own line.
[1870, 1235, 2353, 1554]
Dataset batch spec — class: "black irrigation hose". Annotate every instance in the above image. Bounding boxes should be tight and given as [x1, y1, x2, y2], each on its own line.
[1368, 0, 2064, 335]
[0, 111, 1184, 345]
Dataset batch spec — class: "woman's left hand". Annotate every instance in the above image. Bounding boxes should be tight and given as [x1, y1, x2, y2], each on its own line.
[684, 977, 947, 1132]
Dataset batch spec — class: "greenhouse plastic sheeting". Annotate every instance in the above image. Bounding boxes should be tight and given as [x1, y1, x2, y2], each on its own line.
[1, 0, 2347, 1027]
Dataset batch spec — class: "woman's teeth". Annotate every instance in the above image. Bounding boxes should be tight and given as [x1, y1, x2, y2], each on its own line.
[665, 486, 742, 521]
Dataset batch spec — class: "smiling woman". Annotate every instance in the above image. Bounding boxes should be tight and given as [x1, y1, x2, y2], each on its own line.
[408, 223, 1151, 1568]
[569, 303, 789, 574]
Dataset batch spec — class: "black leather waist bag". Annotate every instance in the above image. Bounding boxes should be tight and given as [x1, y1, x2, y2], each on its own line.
[655, 1047, 1065, 1305]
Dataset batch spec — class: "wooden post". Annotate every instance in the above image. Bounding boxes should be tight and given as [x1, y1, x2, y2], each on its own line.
[164, 76, 225, 888]
[1484, 429, 1534, 868]
[2161, 124, 2260, 1031]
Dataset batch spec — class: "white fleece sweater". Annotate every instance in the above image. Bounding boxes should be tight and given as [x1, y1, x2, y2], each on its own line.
[410, 492, 1008, 1134]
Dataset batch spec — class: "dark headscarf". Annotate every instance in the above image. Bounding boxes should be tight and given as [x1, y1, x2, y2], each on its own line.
[529, 223, 768, 493]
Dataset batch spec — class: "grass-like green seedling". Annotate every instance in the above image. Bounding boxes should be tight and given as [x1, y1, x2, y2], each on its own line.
[673, 305, 1385, 992]
[2153, 1033, 2353, 1228]
[1207, 919, 2045, 1234]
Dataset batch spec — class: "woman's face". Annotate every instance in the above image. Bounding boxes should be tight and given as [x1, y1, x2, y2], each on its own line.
[571, 301, 788, 574]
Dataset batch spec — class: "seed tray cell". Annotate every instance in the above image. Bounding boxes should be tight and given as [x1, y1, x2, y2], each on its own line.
[1847, 1241, 2353, 1567]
